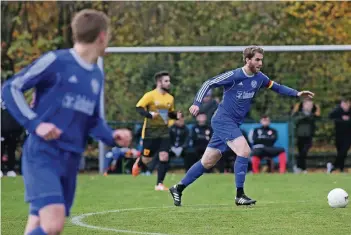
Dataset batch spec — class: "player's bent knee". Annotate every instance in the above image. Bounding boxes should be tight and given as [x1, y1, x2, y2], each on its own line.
[41, 222, 64, 235]
[159, 152, 169, 161]
[238, 147, 251, 158]
[230, 144, 251, 157]
[39, 204, 65, 234]
[201, 158, 216, 169]
[227, 137, 251, 157]
[201, 148, 221, 169]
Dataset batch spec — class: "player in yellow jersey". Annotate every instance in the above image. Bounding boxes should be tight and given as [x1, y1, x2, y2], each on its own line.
[133, 71, 182, 191]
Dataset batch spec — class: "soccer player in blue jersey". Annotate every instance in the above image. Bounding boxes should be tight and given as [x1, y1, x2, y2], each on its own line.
[169, 46, 314, 206]
[2, 9, 132, 235]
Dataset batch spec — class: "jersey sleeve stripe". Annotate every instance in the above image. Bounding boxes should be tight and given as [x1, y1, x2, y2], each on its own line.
[196, 71, 233, 102]
[10, 52, 57, 119]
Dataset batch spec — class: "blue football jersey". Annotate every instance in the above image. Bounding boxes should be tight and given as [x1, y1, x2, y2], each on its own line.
[193, 67, 298, 124]
[2, 49, 115, 153]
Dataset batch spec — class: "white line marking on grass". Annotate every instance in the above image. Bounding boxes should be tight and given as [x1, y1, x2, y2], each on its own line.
[70, 204, 229, 235]
[71, 201, 310, 234]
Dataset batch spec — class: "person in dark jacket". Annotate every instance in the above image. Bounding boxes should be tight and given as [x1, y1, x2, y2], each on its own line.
[327, 97, 351, 173]
[292, 98, 320, 173]
[1, 99, 24, 177]
[169, 115, 189, 158]
[187, 113, 212, 171]
[249, 115, 287, 174]
[198, 89, 218, 124]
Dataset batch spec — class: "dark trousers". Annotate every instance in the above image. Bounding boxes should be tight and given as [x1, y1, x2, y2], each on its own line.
[296, 137, 313, 170]
[219, 150, 236, 173]
[184, 149, 203, 172]
[184, 148, 232, 173]
[1, 132, 21, 172]
[334, 137, 351, 171]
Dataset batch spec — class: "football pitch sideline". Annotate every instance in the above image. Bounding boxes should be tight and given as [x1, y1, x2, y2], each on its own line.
[2, 173, 350, 235]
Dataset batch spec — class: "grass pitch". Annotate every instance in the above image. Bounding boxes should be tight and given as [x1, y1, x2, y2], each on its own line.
[2, 173, 350, 235]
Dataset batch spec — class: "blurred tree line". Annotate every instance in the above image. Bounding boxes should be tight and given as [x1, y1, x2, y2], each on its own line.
[1, 1, 350, 148]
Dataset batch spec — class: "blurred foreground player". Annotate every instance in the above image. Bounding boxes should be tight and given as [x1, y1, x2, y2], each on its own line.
[1, 9, 132, 235]
[133, 71, 182, 191]
[169, 45, 314, 207]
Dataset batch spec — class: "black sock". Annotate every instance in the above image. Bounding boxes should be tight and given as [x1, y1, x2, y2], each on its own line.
[138, 156, 150, 171]
[157, 161, 169, 185]
[176, 183, 186, 192]
[237, 187, 244, 197]
[138, 156, 144, 167]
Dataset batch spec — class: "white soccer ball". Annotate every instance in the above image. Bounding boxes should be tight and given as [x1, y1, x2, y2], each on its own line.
[327, 188, 349, 208]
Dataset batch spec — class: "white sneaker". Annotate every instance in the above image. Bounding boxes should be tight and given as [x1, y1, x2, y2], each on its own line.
[293, 165, 302, 174]
[6, 171, 17, 177]
[327, 162, 334, 174]
[154, 183, 169, 191]
[0, 171, 3, 178]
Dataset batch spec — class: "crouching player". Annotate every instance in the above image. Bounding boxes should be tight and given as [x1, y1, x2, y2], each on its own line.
[103, 147, 141, 175]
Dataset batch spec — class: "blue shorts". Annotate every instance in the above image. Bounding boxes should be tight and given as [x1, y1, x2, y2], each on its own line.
[208, 113, 243, 154]
[22, 135, 81, 217]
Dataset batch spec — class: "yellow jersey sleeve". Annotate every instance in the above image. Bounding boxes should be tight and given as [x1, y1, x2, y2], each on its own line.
[136, 92, 152, 109]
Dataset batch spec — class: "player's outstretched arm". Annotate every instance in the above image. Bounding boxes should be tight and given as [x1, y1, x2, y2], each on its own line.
[1, 52, 58, 133]
[264, 77, 314, 99]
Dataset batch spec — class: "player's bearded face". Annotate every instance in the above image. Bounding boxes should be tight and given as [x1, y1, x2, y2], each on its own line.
[160, 77, 171, 92]
[248, 53, 263, 74]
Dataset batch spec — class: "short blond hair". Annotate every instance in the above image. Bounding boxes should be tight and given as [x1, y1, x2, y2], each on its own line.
[71, 9, 110, 43]
[243, 46, 264, 63]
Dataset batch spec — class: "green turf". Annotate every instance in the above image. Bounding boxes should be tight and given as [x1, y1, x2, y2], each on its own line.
[1, 173, 350, 235]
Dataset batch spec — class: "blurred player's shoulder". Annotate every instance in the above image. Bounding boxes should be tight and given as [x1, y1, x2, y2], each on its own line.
[49, 48, 71, 59]
[38, 49, 74, 68]
[49, 49, 87, 65]
[49, 49, 102, 76]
